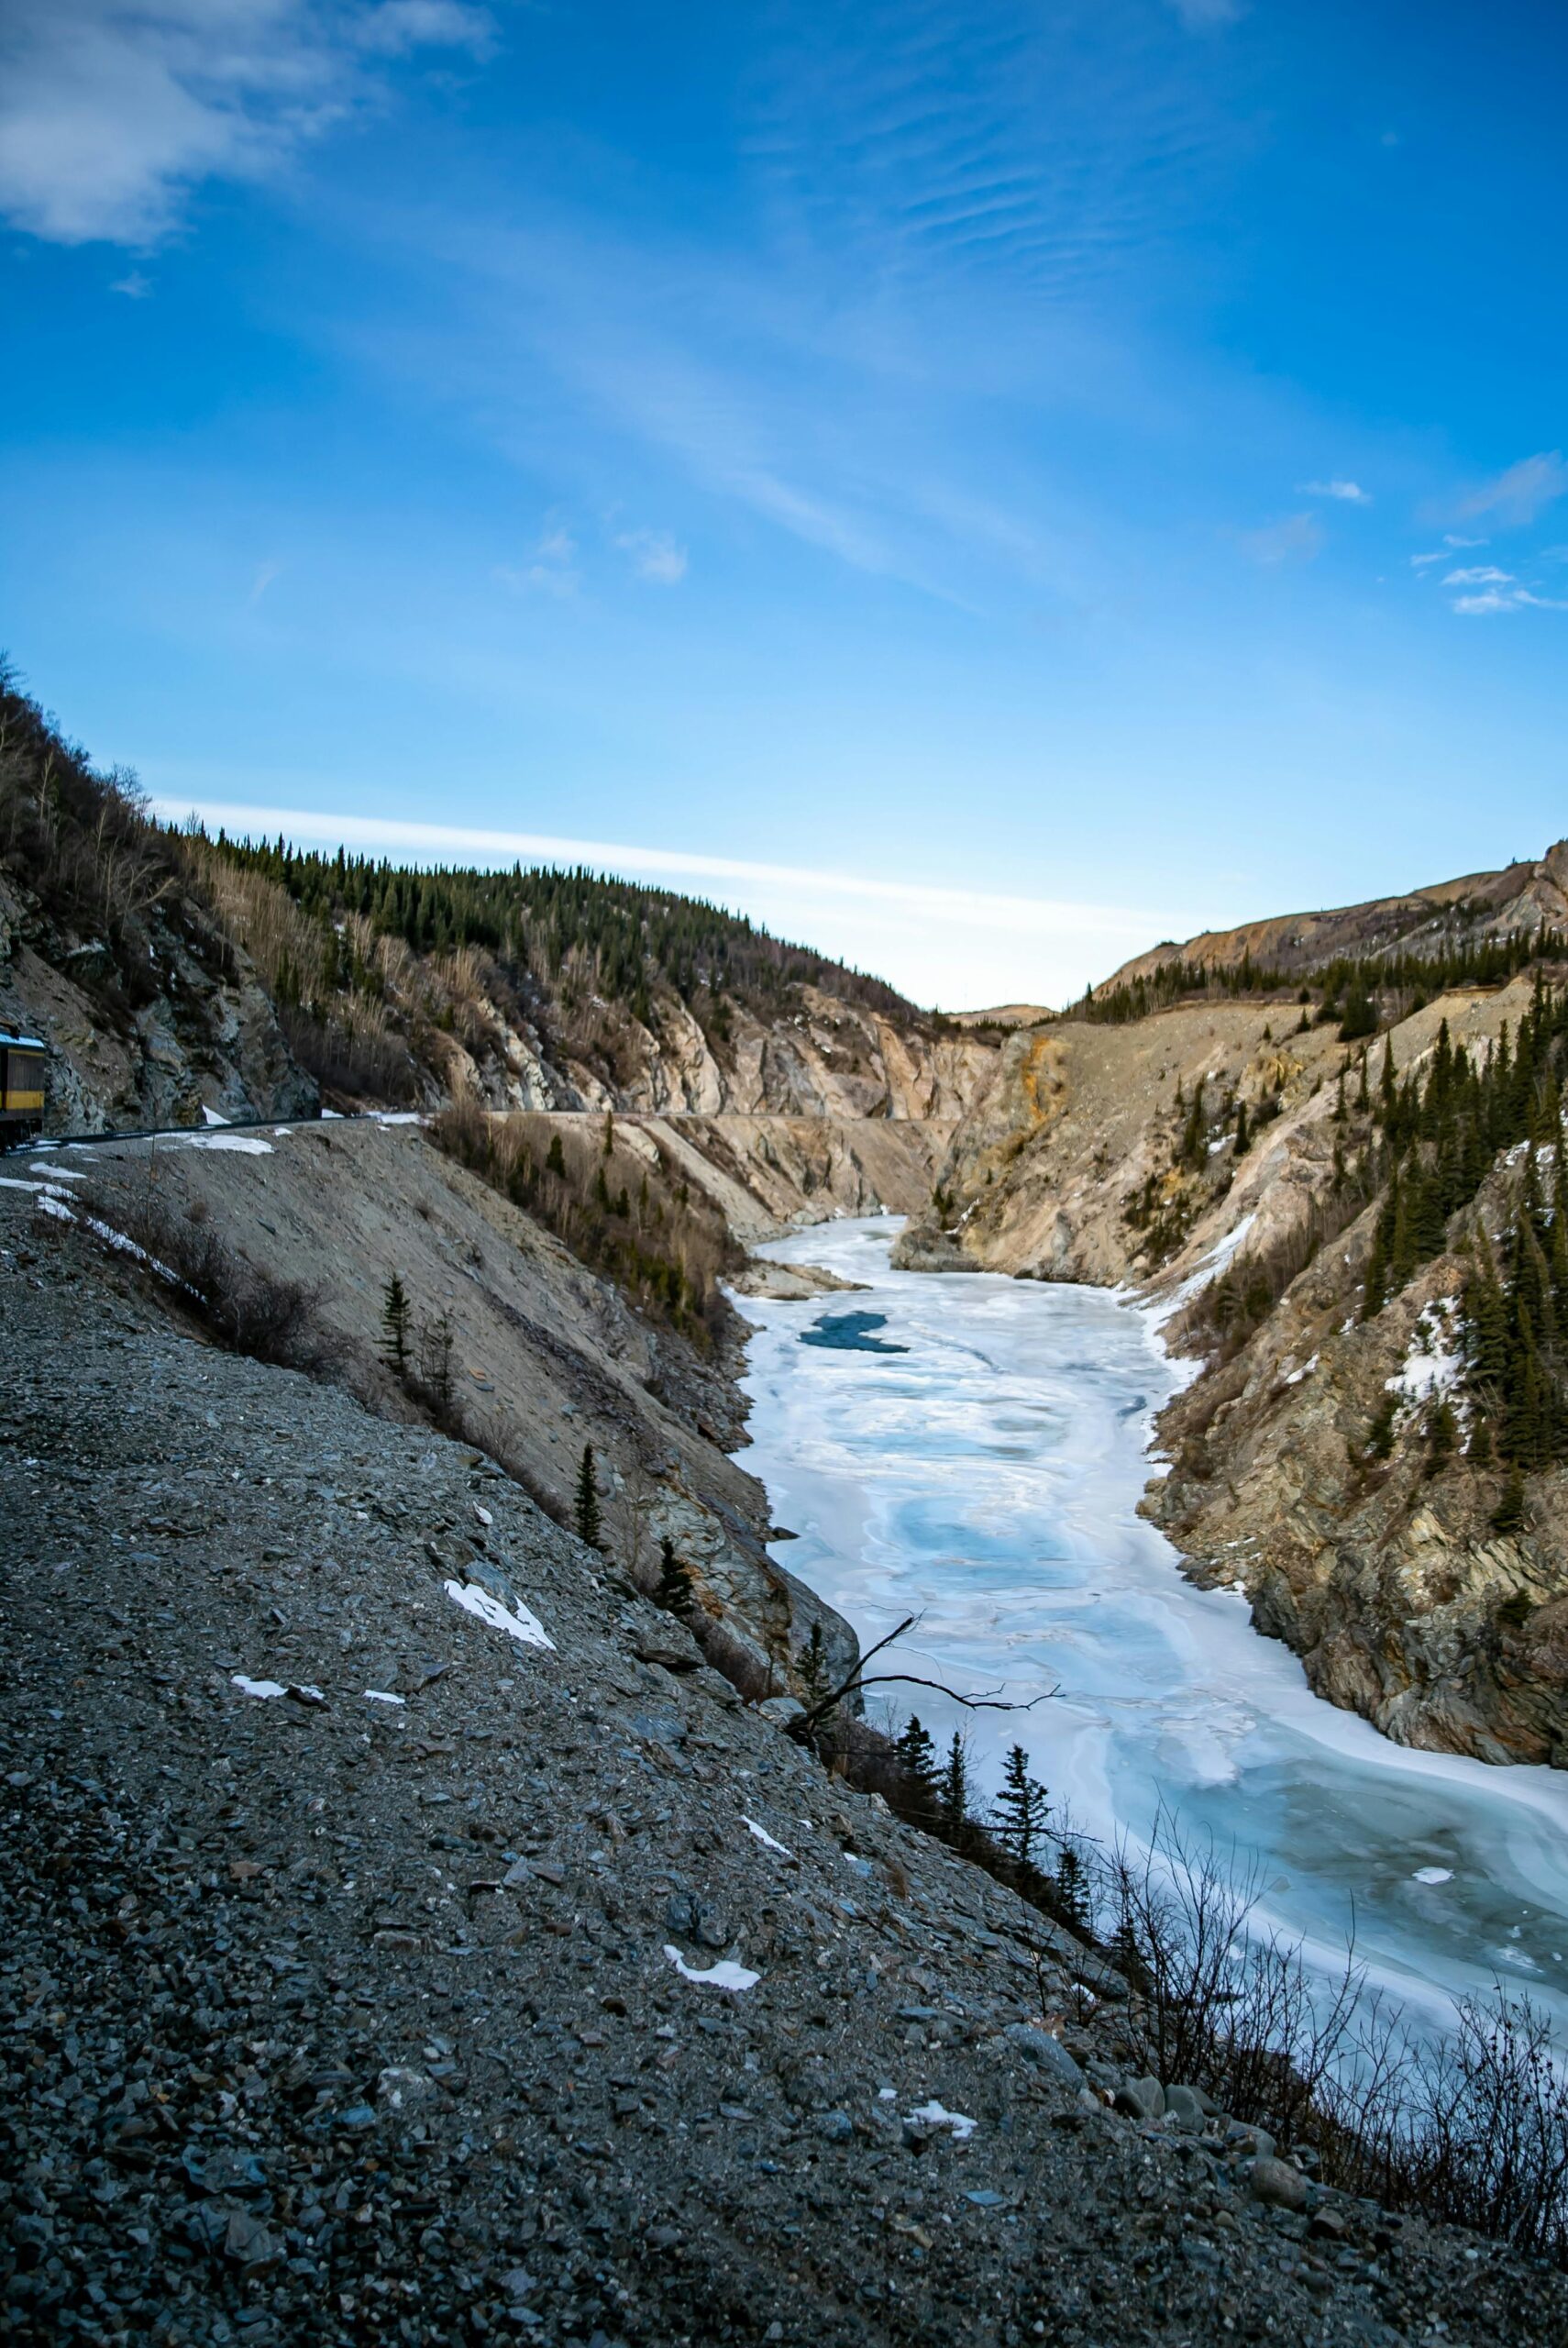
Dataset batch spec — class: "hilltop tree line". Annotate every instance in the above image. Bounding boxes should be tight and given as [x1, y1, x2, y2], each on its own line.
[1082, 924, 1564, 1034]
[199, 831, 915, 1030]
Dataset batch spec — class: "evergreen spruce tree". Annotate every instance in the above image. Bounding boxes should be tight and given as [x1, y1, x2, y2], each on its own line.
[575, 1443, 602, 1548]
[1233, 1099, 1250, 1156]
[547, 1131, 567, 1179]
[381, 1272, 412, 1378]
[1356, 1048, 1371, 1113]
[1364, 1391, 1397, 1460]
[894, 1717, 939, 1801]
[938, 1731, 970, 1837]
[991, 1745, 1050, 1869]
[796, 1622, 833, 1710]
[1491, 1462, 1527, 1535]
[1054, 1844, 1092, 1933]
[1426, 1396, 1457, 1477]
[657, 1535, 695, 1621]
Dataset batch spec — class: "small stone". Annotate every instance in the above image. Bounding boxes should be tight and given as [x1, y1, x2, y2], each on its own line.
[1309, 2207, 1347, 2242]
[1004, 2024, 1084, 2087]
[1250, 2156, 1309, 2212]
[817, 2110, 854, 2143]
[223, 2208, 281, 2269]
[1116, 2075, 1165, 2122]
[1162, 2083, 1209, 2132]
[377, 2066, 434, 2110]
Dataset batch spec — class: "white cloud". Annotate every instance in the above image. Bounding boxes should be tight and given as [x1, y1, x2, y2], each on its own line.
[1457, 450, 1567, 527]
[110, 268, 152, 297]
[0, 1, 493, 248]
[354, 1, 494, 57]
[248, 559, 283, 604]
[1237, 512, 1323, 566]
[1442, 566, 1513, 587]
[1298, 479, 1370, 504]
[1450, 582, 1568, 617]
[614, 527, 689, 585]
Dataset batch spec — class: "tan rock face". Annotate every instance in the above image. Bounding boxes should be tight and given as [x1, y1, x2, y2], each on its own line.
[912, 974, 1568, 1767]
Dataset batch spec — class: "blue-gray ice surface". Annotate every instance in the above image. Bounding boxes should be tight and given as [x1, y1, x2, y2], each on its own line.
[737, 1219, 1568, 2037]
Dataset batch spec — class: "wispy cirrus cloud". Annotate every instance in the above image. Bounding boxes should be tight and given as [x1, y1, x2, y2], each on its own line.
[149, 793, 1183, 942]
[495, 523, 580, 599]
[1237, 511, 1323, 566]
[1456, 450, 1567, 527]
[0, 0, 494, 247]
[613, 527, 689, 585]
[1451, 586, 1568, 616]
[1411, 535, 1485, 568]
[1298, 478, 1369, 504]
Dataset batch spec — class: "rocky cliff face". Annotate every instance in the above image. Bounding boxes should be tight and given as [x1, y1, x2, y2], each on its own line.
[905, 964, 1568, 1767]
[429, 979, 996, 1125]
[0, 864, 316, 1135]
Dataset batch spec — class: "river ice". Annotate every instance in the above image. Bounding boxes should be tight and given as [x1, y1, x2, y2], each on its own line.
[737, 1217, 1568, 2037]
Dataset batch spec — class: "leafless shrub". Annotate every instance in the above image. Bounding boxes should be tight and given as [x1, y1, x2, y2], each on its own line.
[1172, 1185, 1368, 1364]
[1088, 1810, 1568, 2265]
[73, 1173, 342, 1377]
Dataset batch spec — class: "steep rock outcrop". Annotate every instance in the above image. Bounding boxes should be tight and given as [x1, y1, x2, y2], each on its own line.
[908, 970, 1568, 1766]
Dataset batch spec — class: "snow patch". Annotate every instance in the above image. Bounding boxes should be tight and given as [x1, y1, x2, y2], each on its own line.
[907, 2099, 977, 2142]
[201, 1105, 230, 1126]
[742, 1817, 793, 1856]
[1413, 1866, 1453, 1886]
[444, 1578, 556, 1652]
[175, 1133, 273, 1156]
[232, 1676, 288, 1700]
[663, 1945, 760, 1992]
[364, 1690, 406, 1707]
[1282, 1353, 1320, 1387]
[1386, 1298, 1464, 1417]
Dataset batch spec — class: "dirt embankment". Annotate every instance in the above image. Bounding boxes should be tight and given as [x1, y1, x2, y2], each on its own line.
[10, 1117, 856, 1701]
[4, 1215, 1561, 2347]
[901, 980, 1568, 1767]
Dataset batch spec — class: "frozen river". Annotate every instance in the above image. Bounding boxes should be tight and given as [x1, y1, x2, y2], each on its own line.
[737, 1217, 1568, 2039]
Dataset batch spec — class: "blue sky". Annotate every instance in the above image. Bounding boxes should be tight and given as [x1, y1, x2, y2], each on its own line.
[2, 0, 1566, 1008]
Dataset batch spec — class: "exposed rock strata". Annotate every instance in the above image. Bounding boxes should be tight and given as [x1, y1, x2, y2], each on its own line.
[905, 977, 1568, 1765]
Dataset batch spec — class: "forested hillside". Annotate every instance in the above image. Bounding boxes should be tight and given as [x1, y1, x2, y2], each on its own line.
[0, 667, 990, 1132]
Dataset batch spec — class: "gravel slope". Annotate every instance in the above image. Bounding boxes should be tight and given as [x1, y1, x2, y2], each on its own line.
[3, 1215, 1564, 2348]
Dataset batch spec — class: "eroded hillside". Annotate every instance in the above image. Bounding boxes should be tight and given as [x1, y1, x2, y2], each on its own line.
[905, 943, 1568, 1767]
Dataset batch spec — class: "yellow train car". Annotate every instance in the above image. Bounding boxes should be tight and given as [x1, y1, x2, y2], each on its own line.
[0, 1033, 47, 1146]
